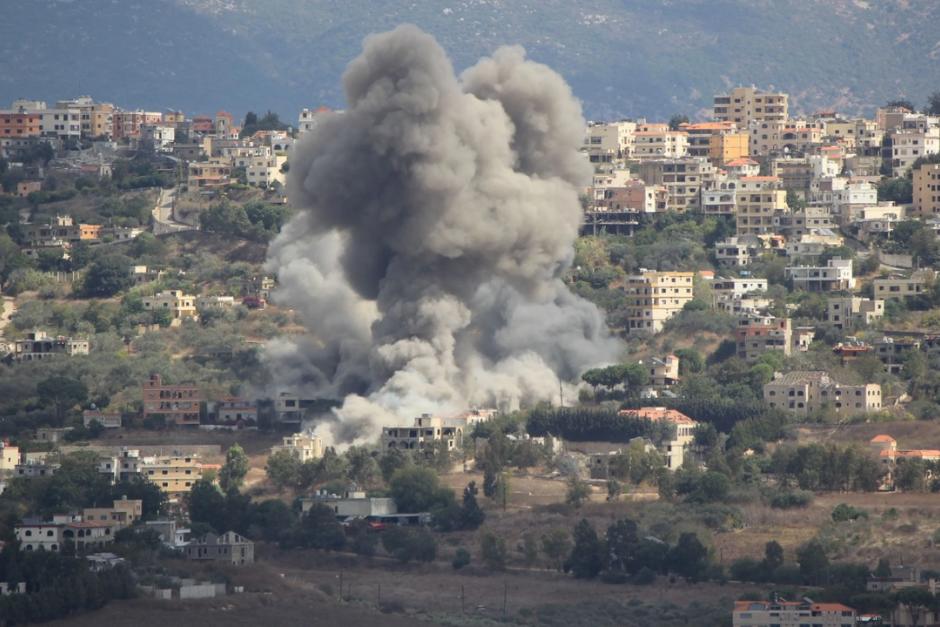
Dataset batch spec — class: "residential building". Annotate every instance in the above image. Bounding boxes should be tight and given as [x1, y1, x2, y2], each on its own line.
[83, 409, 122, 429]
[732, 599, 855, 627]
[215, 397, 258, 426]
[271, 431, 323, 463]
[764, 371, 882, 416]
[111, 110, 162, 140]
[735, 176, 789, 236]
[139, 124, 176, 151]
[873, 336, 920, 375]
[145, 519, 191, 548]
[714, 236, 764, 267]
[381, 414, 467, 451]
[274, 392, 321, 426]
[786, 258, 854, 292]
[36, 427, 73, 444]
[298, 106, 332, 134]
[141, 374, 203, 427]
[15, 520, 64, 552]
[16, 180, 42, 197]
[13, 330, 89, 362]
[888, 127, 940, 177]
[713, 87, 788, 127]
[870, 435, 940, 491]
[724, 157, 760, 177]
[19, 215, 102, 248]
[647, 354, 680, 387]
[83, 497, 143, 529]
[632, 129, 688, 160]
[750, 120, 823, 157]
[39, 107, 81, 139]
[712, 277, 770, 313]
[0, 109, 42, 138]
[827, 296, 884, 329]
[873, 269, 937, 301]
[623, 270, 695, 334]
[187, 158, 232, 189]
[185, 531, 254, 565]
[913, 162, 940, 218]
[140, 454, 213, 499]
[0, 442, 20, 473]
[701, 188, 736, 216]
[616, 407, 697, 470]
[636, 157, 717, 212]
[15, 460, 59, 478]
[583, 120, 637, 160]
[246, 153, 287, 188]
[142, 290, 198, 323]
[735, 316, 795, 361]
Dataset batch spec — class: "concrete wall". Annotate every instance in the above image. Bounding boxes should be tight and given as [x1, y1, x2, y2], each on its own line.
[179, 584, 217, 600]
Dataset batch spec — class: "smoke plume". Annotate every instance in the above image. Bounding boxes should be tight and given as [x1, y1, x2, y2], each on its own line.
[264, 25, 622, 445]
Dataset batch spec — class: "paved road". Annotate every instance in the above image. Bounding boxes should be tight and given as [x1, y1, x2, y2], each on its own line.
[151, 187, 195, 235]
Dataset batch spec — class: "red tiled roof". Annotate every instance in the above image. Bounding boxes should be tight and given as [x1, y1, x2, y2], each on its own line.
[871, 434, 896, 443]
[619, 407, 696, 425]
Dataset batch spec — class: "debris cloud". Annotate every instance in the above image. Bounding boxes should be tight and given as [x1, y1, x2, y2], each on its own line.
[265, 24, 622, 444]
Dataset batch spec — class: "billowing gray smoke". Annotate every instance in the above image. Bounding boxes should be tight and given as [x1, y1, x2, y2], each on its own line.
[265, 25, 623, 445]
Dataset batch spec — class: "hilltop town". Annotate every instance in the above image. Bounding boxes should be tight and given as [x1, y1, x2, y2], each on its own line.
[2, 84, 940, 627]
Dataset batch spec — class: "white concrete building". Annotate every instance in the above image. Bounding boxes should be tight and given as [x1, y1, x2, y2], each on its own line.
[786, 258, 855, 292]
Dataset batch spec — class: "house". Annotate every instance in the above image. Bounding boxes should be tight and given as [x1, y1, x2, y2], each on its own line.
[271, 431, 323, 462]
[184, 531, 254, 565]
[873, 269, 937, 301]
[15, 519, 115, 553]
[732, 598, 855, 627]
[764, 371, 882, 416]
[381, 414, 466, 452]
[196, 295, 236, 310]
[142, 374, 203, 427]
[647, 355, 680, 387]
[187, 158, 232, 189]
[623, 270, 695, 334]
[13, 330, 89, 362]
[142, 290, 198, 324]
[35, 427, 73, 444]
[713, 87, 788, 128]
[735, 316, 796, 361]
[15, 519, 63, 552]
[15, 460, 59, 478]
[301, 489, 432, 526]
[83, 497, 143, 529]
[0, 442, 20, 473]
[145, 519, 191, 548]
[867, 563, 922, 592]
[827, 296, 884, 329]
[734, 176, 788, 236]
[139, 454, 212, 500]
[616, 407, 697, 470]
[83, 409, 122, 429]
[786, 258, 855, 292]
[873, 336, 920, 375]
[714, 236, 764, 267]
[15, 180, 42, 197]
[913, 163, 940, 217]
[215, 397, 258, 426]
[870, 435, 940, 490]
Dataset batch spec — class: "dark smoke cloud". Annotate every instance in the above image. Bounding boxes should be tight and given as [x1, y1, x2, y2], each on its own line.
[264, 25, 623, 444]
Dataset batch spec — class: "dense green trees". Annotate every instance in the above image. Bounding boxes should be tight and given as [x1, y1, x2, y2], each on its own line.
[770, 444, 883, 491]
[82, 254, 134, 297]
[527, 407, 674, 443]
[219, 443, 250, 492]
[200, 200, 292, 242]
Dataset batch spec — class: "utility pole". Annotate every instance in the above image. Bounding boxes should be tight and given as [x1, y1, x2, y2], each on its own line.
[377, 583, 381, 606]
[338, 571, 343, 602]
[460, 584, 465, 613]
[503, 580, 508, 619]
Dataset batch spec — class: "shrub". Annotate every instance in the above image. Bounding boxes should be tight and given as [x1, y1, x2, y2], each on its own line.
[769, 490, 813, 509]
[832, 503, 868, 522]
[452, 547, 471, 570]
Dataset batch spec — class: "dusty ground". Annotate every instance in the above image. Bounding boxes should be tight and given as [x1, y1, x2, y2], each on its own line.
[798, 420, 940, 450]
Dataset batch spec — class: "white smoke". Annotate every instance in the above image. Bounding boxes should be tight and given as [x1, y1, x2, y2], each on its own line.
[264, 25, 623, 445]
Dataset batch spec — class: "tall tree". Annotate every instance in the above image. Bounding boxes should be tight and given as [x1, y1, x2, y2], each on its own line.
[568, 519, 604, 579]
[219, 443, 249, 492]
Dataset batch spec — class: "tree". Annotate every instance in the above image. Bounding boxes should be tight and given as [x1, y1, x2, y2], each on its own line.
[668, 114, 689, 131]
[763, 540, 784, 572]
[480, 531, 507, 570]
[796, 539, 829, 585]
[566, 476, 591, 508]
[382, 526, 436, 563]
[568, 519, 604, 579]
[187, 479, 226, 532]
[606, 478, 622, 502]
[389, 466, 452, 513]
[296, 503, 346, 550]
[786, 189, 806, 211]
[878, 177, 913, 204]
[37, 375, 88, 423]
[266, 450, 302, 489]
[452, 547, 471, 570]
[219, 443, 249, 492]
[604, 518, 639, 575]
[460, 481, 485, 529]
[112, 477, 167, 521]
[667, 532, 709, 581]
[82, 254, 133, 297]
[895, 587, 936, 627]
[542, 529, 572, 571]
[874, 557, 892, 579]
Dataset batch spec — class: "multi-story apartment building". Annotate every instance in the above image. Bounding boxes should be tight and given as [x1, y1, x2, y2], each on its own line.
[647, 354, 680, 387]
[888, 127, 940, 177]
[714, 236, 764, 267]
[56, 97, 115, 139]
[0, 109, 42, 138]
[140, 454, 213, 499]
[735, 176, 788, 235]
[142, 290, 198, 323]
[735, 315, 798, 361]
[632, 129, 688, 160]
[786, 258, 854, 292]
[709, 132, 750, 166]
[215, 397, 257, 425]
[13, 330, 89, 362]
[141, 374, 203, 426]
[713, 87, 788, 127]
[712, 277, 770, 313]
[583, 120, 637, 160]
[623, 271, 694, 334]
[83, 497, 143, 529]
[732, 599, 855, 627]
[298, 106, 332, 134]
[271, 432, 323, 462]
[592, 179, 667, 214]
[0, 442, 21, 473]
[246, 153, 287, 188]
[381, 414, 467, 451]
[873, 269, 937, 301]
[750, 121, 823, 157]
[679, 122, 735, 158]
[19, 215, 102, 249]
[111, 110, 162, 140]
[763, 371, 881, 416]
[827, 296, 884, 329]
[139, 124, 176, 151]
[636, 158, 716, 212]
[38, 107, 82, 139]
[913, 162, 940, 218]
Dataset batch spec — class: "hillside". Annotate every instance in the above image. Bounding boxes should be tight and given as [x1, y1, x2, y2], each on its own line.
[1, 0, 938, 120]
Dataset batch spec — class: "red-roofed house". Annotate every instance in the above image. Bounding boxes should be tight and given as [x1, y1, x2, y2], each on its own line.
[617, 407, 697, 469]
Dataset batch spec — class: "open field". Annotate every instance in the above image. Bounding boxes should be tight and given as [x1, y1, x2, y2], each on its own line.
[797, 420, 940, 450]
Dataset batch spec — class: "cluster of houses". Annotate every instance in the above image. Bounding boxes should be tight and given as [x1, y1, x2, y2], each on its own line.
[0, 96, 334, 194]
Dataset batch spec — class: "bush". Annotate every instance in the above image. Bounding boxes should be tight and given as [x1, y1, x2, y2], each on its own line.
[831, 503, 868, 522]
[769, 490, 813, 509]
[452, 547, 471, 570]
[381, 526, 436, 563]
